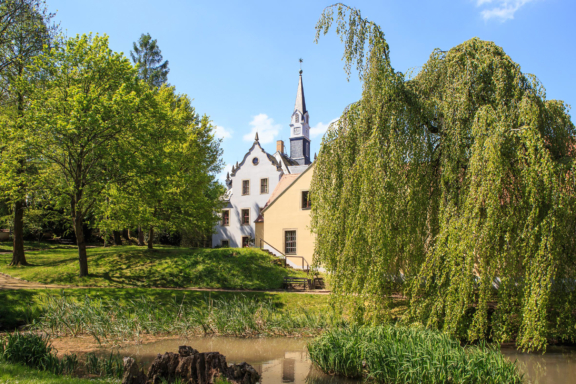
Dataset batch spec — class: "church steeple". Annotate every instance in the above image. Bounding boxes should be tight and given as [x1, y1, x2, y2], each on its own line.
[289, 68, 311, 165]
[294, 71, 307, 115]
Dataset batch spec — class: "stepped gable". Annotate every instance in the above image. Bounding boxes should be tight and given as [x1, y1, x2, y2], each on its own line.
[230, 136, 281, 178]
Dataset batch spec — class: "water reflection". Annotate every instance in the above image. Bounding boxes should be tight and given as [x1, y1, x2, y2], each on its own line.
[111, 337, 575, 384]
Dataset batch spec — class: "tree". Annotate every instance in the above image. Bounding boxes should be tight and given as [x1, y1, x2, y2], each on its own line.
[0, 0, 57, 266]
[21, 34, 153, 276]
[130, 32, 170, 246]
[100, 86, 225, 250]
[130, 33, 169, 88]
[310, 4, 576, 351]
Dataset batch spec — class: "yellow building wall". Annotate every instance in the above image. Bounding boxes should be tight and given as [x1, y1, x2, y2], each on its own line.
[254, 222, 264, 248]
[262, 165, 315, 267]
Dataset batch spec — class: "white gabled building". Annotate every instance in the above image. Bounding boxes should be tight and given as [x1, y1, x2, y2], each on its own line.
[212, 71, 313, 248]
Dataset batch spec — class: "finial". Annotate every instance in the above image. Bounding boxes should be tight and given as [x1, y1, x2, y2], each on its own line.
[255, 131, 259, 142]
[314, 152, 317, 161]
[299, 58, 303, 75]
[235, 161, 239, 168]
[231, 165, 235, 173]
[226, 172, 230, 179]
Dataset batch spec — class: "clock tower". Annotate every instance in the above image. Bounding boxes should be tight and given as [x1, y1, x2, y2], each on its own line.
[289, 71, 311, 165]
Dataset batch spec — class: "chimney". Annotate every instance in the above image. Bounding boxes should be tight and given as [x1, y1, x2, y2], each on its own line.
[276, 140, 284, 154]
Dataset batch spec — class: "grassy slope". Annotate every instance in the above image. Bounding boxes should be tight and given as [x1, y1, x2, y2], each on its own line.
[0, 244, 309, 289]
[0, 362, 120, 384]
[0, 288, 331, 330]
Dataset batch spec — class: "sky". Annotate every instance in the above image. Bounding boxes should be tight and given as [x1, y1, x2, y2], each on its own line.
[46, 0, 576, 180]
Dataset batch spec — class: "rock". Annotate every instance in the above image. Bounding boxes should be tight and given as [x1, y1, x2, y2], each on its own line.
[122, 357, 147, 384]
[121, 346, 260, 384]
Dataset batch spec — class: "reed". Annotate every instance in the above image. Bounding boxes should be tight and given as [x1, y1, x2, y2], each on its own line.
[85, 353, 124, 378]
[307, 325, 523, 384]
[0, 332, 77, 375]
[32, 294, 339, 343]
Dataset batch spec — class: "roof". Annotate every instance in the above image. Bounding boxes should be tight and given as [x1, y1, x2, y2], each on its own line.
[267, 174, 300, 205]
[230, 139, 282, 178]
[261, 162, 315, 215]
[294, 73, 307, 115]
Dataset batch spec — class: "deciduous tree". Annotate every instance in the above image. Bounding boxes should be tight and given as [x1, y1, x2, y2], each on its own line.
[311, 4, 576, 351]
[22, 34, 153, 276]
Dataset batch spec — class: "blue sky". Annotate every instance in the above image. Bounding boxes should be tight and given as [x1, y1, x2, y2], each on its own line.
[47, 0, 575, 179]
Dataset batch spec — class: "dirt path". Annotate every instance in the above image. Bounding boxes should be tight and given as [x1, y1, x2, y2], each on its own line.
[0, 272, 330, 294]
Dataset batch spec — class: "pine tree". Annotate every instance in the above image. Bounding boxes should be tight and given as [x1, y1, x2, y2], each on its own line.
[130, 33, 169, 88]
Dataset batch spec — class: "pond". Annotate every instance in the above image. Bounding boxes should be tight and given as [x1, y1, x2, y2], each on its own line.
[103, 337, 576, 384]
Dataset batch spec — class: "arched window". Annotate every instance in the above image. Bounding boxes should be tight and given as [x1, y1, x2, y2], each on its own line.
[295, 114, 299, 123]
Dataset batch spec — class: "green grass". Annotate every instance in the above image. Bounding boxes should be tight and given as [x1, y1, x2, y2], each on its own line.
[0, 288, 331, 331]
[0, 361, 120, 383]
[308, 325, 523, 384]
[0, 244, 309, 289]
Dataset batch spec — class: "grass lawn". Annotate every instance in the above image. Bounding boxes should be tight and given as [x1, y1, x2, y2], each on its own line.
[0, 244, 310, 289]
[0, 288, 331, 331]
[0, 362, 120, 383]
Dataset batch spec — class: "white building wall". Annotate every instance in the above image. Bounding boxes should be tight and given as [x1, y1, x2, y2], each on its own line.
[212, 141, 284, 248]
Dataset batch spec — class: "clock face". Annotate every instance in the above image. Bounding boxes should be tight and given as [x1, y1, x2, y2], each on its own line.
[294, 127, 301, 135]
[252, 157, 259, 165]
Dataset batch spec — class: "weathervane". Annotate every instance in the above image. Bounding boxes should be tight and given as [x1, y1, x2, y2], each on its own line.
[299, 58, 303, 74]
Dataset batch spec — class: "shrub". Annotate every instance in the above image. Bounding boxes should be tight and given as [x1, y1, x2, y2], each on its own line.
[308, 325, 523, 384]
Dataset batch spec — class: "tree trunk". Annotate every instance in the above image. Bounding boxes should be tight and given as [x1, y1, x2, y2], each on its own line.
[73, 211, 88, 277]
[147, 226, 154, 250]
[10, 199, 27, 266]
[122, 229, 129, 241]
[113, 230, 122, 246]
[138, 225, 145, 246]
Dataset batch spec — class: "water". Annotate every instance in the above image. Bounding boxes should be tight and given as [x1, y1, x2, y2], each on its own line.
[113, 337, 576, 384]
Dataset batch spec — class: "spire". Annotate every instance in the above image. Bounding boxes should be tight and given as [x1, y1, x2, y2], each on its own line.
[255, 131, 259, 142]
[294, 71, 306, 115]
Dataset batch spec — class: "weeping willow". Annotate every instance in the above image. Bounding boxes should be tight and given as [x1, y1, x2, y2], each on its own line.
[310, 4, 576, 351]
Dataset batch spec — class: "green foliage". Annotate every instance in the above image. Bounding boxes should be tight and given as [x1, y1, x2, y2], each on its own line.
[85, 353, 124, 378]
[99, 87, 225, 246]
[32, 293, 339, 343]
[0, 332, 76, 375]
[311, 4, 576, 351]
[130, 33, 170, 88]
[0, 361, 120, 384]
[308, 325, 523, 383]
[0, 245, 309, 289]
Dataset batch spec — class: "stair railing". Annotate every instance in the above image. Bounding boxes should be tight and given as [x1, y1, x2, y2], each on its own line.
[259, 239, 310, 273]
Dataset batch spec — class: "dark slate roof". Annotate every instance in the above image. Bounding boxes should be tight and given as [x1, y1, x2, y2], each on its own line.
[294, 74, 306, 115]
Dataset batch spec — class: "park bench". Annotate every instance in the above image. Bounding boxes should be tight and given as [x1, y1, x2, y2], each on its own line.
[283, 276, 310, 290]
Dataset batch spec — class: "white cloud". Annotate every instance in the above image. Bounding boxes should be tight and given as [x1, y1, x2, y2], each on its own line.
[310, 119, 339, 139]
[476, 0, 536, 21]
[214, 125, 232, 140]
[243, 113, 281, 144]
[218, 164, 233, 181]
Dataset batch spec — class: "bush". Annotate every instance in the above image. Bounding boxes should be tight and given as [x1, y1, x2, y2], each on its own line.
[0, 332, 78, 375]
[308, 325, 523, 384]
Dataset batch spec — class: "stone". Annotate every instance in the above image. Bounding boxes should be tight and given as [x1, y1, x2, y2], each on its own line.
[122, 357, 147, 384]
[121, 346, 260, 384]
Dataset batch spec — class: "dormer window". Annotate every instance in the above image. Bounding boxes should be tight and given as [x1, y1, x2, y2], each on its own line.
[295, 114, 299, 123]
[294, 127, 301, 135]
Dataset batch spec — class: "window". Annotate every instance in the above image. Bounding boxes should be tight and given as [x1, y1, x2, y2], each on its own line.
[221, 210, 230, 226]
[252, 157, 259, 165]
[285, 230, 296, 255]
[294, 127, 301, 135]
[242, 236, 250, 248]
[242, 180, 250, 195]
[295, 114, 299, 123]
[260, 178, 269, 194]
[301, 191, 311, 210]
[241, 209, 250, 225]
[221, 240, 229, 247]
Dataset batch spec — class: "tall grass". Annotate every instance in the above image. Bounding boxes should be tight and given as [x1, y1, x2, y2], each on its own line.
[32, 294, 340, 343]
[308, 325, 523, 384]
[0, 332, 78, 375]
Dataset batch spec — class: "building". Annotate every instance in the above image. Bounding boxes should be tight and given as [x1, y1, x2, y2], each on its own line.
[256, 163, 315, 269]
[212, 71, 313, 248]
